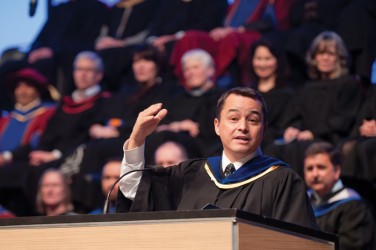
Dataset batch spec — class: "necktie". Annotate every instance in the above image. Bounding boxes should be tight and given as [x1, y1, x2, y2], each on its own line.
[224, 163, 236, 177]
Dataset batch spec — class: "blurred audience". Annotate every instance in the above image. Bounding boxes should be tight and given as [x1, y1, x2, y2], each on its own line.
[0, 68, 56, 216]
[304, 142, 375, 250]
[26, 0, 108, 95]
[170, 0, 296, 85]
[36, 169, 76, 216]
[96, 0, 159, 91]
[71, 45, 175, 211]
[247, 39, 294, 148]
[146, 49, 224, 163]
[0, 51, 110, 216]
[265, 31, 363, 175]
[154, 141, 188, 167]
[89, 159, 121, 214]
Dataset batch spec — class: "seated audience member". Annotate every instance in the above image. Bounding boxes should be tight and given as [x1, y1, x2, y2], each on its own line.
[170, 0, 296, 85]
[248, 39, 294, 148]
[95, 0, 159, 91]
[71, 45, 174, 211]
[116, 87, 318, 229]
[36, 169, 76, 216]
[304, 142, 375, 250]
[0, 51, 110, 215]
[89, 159, 122, 214]
[0, 68, 56, 216]
[146, 49, 225, 163]
[154, 141, 188, 167]
[341, 85, 376, 189]
[26, 0, 108, 95]
[265, 31, 363, 175]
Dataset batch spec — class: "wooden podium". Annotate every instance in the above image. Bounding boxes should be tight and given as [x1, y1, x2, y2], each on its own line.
[0, 209, 337, 249]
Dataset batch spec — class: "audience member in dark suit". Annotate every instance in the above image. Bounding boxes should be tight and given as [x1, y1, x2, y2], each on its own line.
[304, 142, 375, 250]
[265, 31, 363, 176]
[27, 0, 108, 95]
[247, 39, 294, 148]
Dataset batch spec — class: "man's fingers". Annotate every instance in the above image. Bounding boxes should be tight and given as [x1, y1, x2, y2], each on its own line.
[154, 108, 168, 122]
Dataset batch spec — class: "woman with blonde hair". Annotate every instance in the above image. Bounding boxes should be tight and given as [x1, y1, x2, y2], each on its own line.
[36, 169, 76, 216]
[265, 31, 363, 176]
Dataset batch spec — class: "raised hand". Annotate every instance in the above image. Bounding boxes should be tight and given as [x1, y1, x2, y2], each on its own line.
[127, 103, 168, 149]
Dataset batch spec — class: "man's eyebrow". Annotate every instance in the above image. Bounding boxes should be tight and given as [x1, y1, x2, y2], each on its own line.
[227, 108, 260, 114]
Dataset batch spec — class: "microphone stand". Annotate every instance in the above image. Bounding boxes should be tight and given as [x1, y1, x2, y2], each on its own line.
[103, 166, 165, 214]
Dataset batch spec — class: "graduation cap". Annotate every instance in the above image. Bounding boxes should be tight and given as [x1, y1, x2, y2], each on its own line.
[5, 68, 59, 101]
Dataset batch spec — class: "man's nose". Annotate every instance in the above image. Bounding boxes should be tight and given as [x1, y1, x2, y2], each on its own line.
[238, 118, 248, 132]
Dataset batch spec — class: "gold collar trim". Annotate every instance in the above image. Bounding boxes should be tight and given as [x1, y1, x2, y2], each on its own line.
[204, 163, 279, 189]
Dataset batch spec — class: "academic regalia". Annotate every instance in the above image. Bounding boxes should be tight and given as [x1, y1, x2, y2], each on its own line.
[265, 75, 363, 175]
[0, 102, 56, 216]
[342, 85, 376, 187]
[259, 86, 294, 149]
[309, 185, 376, 250]
[0, 90, 110, 216]
[0, 102, 56, 152]
[117, 156, 318, 229]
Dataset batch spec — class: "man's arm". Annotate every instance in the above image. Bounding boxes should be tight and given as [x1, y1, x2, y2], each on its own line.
[119, 103, 168, 200]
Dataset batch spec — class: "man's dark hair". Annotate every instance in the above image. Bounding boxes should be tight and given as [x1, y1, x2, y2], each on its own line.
[216, 87, 268, 127]
[305, 142, 341, 167]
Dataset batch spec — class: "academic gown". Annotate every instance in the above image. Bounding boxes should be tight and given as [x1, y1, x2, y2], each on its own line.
[311, 187, 376, 250]
[117, 156, 318, 229]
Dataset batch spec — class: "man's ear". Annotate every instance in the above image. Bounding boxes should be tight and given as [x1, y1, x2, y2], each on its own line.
[334, 165, 341, 180]
[214, 118, 220, 136]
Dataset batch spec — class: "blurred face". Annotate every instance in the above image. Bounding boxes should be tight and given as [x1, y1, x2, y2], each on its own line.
[40, 172, 66, 207]
[155, 142, 187, 167]
[214, 94, 264, 162]
[304, 153, 340, 197]
[252, 46, 278, 80]
[132, 58, 158, 84]
[315, 42, 338, 77]
[101, 161, 121, 200]
[183, 57, 214, 89]
[73, 57, 103, 90]
[14, 81, 40, 105]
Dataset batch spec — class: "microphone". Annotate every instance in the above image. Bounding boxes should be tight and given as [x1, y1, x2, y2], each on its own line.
[103, 165, 167, 214]
[29, 0, 38, 17]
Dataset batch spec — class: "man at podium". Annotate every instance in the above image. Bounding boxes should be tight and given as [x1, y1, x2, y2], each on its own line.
[117, 87, 318, 229]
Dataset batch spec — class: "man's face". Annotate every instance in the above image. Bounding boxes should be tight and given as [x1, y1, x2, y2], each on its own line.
[101, 161, 121, 200]
[73, 57, 103, 90]
[214, 94, 264, 162]
[183, 58, 214, 89]
[14, 81, 40, 105]
[304, 153, 340, 197]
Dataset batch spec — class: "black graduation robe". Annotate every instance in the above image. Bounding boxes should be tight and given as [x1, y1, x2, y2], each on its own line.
[311, 187, 376, 250]
[117, 156, 319, 229]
